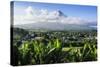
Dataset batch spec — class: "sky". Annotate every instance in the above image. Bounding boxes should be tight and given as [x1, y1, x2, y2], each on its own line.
[11, 1, 97, 26]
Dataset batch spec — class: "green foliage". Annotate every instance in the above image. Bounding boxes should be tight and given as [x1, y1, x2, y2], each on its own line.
[12, 28, 97, 65]
[64, 40, 97, 62]
[16, 39, 64, 65]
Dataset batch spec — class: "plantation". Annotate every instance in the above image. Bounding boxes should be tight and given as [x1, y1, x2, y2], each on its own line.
[12, 28, 97, 66]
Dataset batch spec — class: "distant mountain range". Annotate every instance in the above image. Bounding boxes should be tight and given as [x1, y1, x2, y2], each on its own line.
[14, 10, 97, 31]
[14, 22, 96, 31]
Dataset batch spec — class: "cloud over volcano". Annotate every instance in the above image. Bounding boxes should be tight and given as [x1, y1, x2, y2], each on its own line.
[14, 6, 97, 28]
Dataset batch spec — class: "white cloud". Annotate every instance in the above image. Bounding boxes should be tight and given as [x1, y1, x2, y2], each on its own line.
[14, 6, 96, 26]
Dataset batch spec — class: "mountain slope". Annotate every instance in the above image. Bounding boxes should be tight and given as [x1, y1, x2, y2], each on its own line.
[14, 10, 96, 31]
[14, 22, 96, 31]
